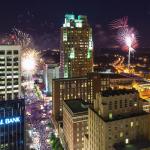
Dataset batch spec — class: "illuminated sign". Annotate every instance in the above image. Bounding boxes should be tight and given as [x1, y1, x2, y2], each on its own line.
[0, 117, 21, 125]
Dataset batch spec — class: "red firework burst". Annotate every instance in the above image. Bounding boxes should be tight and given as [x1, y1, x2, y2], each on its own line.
[110, 16, 128, 30]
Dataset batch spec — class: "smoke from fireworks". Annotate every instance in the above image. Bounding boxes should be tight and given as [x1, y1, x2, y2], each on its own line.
[12, 28, 31, 48]
[22, 48, 41, 73]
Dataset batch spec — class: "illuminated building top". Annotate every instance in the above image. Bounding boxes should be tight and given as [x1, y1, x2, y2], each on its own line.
[63, 14, 88, 28]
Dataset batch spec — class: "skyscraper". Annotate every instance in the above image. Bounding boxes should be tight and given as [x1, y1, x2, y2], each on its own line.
[0, 45, 21, 100]
[60, 14, 93, 78]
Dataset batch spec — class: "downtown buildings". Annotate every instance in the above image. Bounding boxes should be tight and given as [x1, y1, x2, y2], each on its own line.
[85, 89, 150, 150]
[0, 45, 25, 149]
[52, 14, 150, 150]
[60, 14, 93, 78]
[52, 72, 133, 124]
[53, 14, 94, 129]
[52, 72, 110, 124]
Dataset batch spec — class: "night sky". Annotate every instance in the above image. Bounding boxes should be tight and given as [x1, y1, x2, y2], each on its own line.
[0, 0, 150, 49]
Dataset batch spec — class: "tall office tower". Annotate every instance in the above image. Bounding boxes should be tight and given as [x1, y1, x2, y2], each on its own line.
[63, 100, 88, 150]
[0, 99, 25, 150]
[0, 45, 21, 100]
[85, 89, 150, 150]
[52, 73, 110, 124]
[60, 14, 93, 78]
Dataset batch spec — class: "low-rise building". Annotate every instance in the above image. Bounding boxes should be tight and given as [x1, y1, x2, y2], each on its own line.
[63, 99, 88, 150]
[85, 89, 150, 150]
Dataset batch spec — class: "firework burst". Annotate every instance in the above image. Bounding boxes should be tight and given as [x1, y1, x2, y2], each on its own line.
[12, 28, 31, 48]
[110, 17, 139, 69]
[117, 27, 138, 52]
[110, 16, 128, 30]
[22, 48, 41, 73]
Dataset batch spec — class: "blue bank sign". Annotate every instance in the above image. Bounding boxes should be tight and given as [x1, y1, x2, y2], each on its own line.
[0, 117, 21, 125]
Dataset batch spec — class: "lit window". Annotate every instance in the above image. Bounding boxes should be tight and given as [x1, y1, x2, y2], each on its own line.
[120, 132, 123, 137]
[134, 103, 137, 107]
[109, 113, 113, 119]
[130, 122, 133, 127]
[125, 138, 129, 144]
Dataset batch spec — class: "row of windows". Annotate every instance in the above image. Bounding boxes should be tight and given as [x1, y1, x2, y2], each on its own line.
[108, 99, 137, 110]
[0, 50, 18, 55]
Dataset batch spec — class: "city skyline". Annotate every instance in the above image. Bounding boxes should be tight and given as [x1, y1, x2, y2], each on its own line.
[0, 1, 150, 150]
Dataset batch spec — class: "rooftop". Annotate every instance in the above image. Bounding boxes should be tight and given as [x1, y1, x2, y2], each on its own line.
[53, 76, 87, 81]
[106, 112, 148, 122]
[91, 106, 148, 122]
[101, 89, 138, 97]
[64, 99, 89, 114]
[114, 139, 150, 150]
[109, 73, 131, 79]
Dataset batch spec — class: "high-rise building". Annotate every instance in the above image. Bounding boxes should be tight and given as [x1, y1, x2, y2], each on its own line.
[0, 45, 21, 100]
[43, 63, 59, 95]
[52, 73, 110, 124]
[63, 100, 88, 150]
[60, 14, 93, 78]
[0, 99, 25, 150]
[85, 89, 150, 150]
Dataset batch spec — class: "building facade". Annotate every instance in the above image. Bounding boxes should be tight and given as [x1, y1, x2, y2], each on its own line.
[0, 99, 25, 150]
[0, 45, 21, 100]
[60, 14, 93, 78]
[85, 89, 150, 150]
[63, 100, 88, 150]
[52, 73, 110, 122]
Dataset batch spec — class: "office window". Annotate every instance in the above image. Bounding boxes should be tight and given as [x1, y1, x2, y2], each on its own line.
[120, 100, 122, 108]
[109, 113, 113, 119]
[109, 101, 112, 110]
[125, 138, 129, 144]
[125, 99, 128, 107]
[120, 132, 123, 137]
[130, 122, 134, 127]
[129, 100, 132, 106]
[114, 101, 117, 109]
